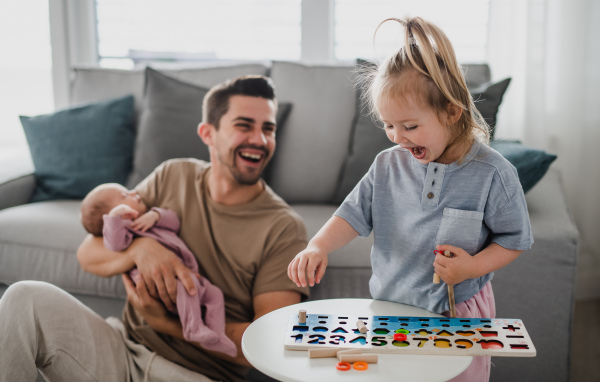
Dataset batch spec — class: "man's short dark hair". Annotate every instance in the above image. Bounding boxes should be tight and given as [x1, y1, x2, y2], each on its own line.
[202, 75, 277, 129]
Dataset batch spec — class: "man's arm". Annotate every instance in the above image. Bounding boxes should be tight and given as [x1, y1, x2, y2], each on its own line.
[78, 234, 136, 277]
[123, 272, 301, 367]
[78, 235, 198, 311]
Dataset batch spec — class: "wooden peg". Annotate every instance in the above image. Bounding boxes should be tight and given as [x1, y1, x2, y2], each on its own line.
[448, 284, 457, 318]
[338, 354, 379, 363]
[336, 349, 361, 360]
[356, 320, 368, 334]
[433, 250, 456, 318]
[299, 310, 306, 324]
[308, 348, 339, 358]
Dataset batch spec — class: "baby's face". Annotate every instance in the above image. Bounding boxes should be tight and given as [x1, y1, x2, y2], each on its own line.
[96, 184, 148, 215]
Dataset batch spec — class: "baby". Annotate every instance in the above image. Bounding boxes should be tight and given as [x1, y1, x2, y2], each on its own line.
[80, 183, 236, 357]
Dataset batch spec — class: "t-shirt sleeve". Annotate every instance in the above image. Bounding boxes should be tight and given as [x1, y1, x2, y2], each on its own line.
[334, 161, 375, 238]
[485, 169, 534, 251]
[134, 160, 173, 207]
[252, 213, 309, 299]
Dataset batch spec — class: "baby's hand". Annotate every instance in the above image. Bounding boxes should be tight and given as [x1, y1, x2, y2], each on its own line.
[288, 246, 328, 288]
[109, 204, 139, 220]
[433, 244, 475, 285]
[130, 210, 160, 232]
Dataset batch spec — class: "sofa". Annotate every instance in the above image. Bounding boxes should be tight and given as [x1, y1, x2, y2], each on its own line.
[0, 60, 578, 382]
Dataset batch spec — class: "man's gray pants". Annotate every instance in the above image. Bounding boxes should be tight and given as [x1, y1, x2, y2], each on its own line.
[0, 280, 215, 382]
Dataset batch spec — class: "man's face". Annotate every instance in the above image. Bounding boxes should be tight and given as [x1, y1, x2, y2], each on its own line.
[210, 95, 277, 185]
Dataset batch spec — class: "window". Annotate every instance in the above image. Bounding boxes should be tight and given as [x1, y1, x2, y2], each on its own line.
[95, 0, 302, 69]
[0, 1, 53, 152]
[334, 0, 490, 63]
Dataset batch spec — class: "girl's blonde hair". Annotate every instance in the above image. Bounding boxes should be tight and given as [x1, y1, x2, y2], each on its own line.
[362, 17, 490, 160]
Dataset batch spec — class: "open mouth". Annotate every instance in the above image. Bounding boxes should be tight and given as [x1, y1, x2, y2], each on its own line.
[237, 150, 266, 165]
[411, 146, 427, 160]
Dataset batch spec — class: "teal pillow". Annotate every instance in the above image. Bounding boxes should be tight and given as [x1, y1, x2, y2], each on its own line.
[21, 95, 135, 202]
[491, 140, 557, 194]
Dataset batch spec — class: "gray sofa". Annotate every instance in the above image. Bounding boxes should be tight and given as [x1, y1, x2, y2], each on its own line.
[0, 61, 578, 382]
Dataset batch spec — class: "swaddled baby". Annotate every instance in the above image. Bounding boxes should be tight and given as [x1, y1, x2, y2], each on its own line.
[80, 183, 236, 357]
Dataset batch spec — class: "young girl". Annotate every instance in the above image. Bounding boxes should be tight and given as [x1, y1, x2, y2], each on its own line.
[288, 17, 532, 381]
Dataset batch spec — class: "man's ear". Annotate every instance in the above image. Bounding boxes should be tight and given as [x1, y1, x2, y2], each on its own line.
[446, 102, 463, 125]
[198, 122, 214, 146]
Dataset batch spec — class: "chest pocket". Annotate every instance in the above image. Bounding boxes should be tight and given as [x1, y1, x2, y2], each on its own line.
[435, 208, 484, 255]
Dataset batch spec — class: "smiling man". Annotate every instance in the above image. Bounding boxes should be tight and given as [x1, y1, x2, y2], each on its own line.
[0, 75, 309, 382]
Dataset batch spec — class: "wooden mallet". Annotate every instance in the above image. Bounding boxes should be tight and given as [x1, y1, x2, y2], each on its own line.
[433, 250, 456, 318]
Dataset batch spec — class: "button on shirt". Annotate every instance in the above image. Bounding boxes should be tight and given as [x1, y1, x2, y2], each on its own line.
[335, 140, 533, 314]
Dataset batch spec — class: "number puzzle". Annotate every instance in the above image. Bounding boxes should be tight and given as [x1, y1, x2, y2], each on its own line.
[284, 313, 536, 357]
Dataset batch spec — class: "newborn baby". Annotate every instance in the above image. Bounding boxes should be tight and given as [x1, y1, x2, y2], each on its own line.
[80, 183, 236, 357]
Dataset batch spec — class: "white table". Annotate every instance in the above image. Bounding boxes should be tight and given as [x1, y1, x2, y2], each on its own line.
[242, 298, 472, 382]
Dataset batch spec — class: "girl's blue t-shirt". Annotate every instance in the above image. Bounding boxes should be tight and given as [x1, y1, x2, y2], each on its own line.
[334, 140, 533, 314]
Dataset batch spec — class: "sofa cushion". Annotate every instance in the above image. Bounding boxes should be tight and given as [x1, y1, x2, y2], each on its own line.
[491, 140, 557, 194]
[268, 61, 357, 203]
[292, 204, 372, 268]
[0, 201, 126, 298]
[128, 68, 293, 187]
[128, 68, 211, 186]
[21, 95, 136, 202]
[71, 62, 271, 123]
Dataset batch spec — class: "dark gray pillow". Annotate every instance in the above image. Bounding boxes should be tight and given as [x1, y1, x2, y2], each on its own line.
[127, 68, 210, 187]
[21, 95, 135, 202]
[128, 67, 292, 187]
[471, 78, 511, 140]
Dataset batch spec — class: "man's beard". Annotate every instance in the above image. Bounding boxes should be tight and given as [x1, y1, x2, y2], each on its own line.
[227, 145, 271, 185]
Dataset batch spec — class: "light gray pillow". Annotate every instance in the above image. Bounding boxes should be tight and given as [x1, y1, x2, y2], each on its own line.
[127, 68, 210, 187]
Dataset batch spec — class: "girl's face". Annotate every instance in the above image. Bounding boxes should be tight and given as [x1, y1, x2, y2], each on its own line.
[378, 95, 455, 165]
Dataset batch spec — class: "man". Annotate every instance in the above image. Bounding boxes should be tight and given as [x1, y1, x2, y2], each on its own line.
[0, 75, 308, 382]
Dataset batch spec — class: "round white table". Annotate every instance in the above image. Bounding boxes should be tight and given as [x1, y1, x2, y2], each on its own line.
[242, 298, 472, 382]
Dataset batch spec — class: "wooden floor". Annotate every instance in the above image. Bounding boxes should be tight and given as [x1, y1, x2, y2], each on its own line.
[570, 299, 600, 382]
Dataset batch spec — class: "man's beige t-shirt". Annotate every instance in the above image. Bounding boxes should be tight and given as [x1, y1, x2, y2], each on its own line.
[125, 158, 309, 382]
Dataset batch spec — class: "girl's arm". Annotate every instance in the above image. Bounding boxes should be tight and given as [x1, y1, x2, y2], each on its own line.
[288, 216, 359, 287]
[433, 243, 522, 285]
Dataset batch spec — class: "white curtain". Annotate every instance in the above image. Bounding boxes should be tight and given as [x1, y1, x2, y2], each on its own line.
[487, 0, 600, 299]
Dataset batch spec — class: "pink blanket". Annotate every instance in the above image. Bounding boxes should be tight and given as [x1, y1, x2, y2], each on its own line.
[103, 208, 236, 357]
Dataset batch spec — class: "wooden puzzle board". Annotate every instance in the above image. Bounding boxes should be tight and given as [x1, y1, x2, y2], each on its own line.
[284, 313, 536, 357]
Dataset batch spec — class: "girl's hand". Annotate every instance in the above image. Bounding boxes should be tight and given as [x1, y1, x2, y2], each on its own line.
[131, 210, 160, 232]
[433, 244, 475, 285]
[288, 246, 328, 288]
[109, 204, 139, 220]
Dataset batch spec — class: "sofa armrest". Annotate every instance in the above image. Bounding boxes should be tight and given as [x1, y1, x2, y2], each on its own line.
[0, 151, 36, 210]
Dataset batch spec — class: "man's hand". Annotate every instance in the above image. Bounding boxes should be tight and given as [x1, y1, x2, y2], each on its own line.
[129, 237, 198, 311]
[122, 273, 172, 328]
[130, 210, 160, 232]
[109, 204, 139, 220]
